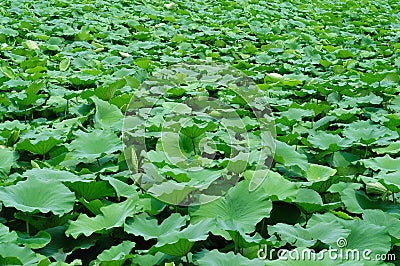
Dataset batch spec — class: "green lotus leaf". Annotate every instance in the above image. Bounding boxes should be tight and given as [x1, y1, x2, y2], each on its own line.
[96, 241, 135, 265]
[332, 151, 359, 168]
[180, 118, 218, 138]
[38, 226, 98, 261]
[102, 176, 138, 199]
[79, 198, 103, 215]
[0, 243, 38, 265]
[156, 219, 216, 256]
[246, 170, 298, 201]
[374, 171, 400, 193]
[124, 213, 188, 240]
[66, 198, 138, 238]
[373, 141, 400, 155]
[130, 252, 165, 266]
[91, 96, 124, 130]
[190, 181, 272, 233]
[359, 155, 400, 173]
[304, 164, 337, 182]
[0, 177, 75, 215]
[94, 79, 126, 101]
[344, 220, 391, 257]
[67, 181, 116, 201]
[294, 188, 340, 213]
[0, 147, 15, 178]
[16, 129, 64, 155]
[194, 249, 264, 266]
[147, 181, 197, 205]
[280, 108, 314, 121]
[17, 231, 51, 249]
[308, 131, 352, 151]
[0, 224, 18, 244]
[363, 209, 400, 239]
[307, 221, 351, 246]
[274, 141, 309, 171]
[162, 102, 192, 114]
[331, 186, 400, 215]
[23, 168, 94, 183]
[343, 121, 398, 145]
[63, 129, 121, 165]
[269, 223, 316, 247]
[339, 93, 383, 108]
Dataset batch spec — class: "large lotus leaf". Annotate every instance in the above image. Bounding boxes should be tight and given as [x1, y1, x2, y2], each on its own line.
[274, 141, 309, 170]
[194, 249, 265, 266]
[156, 218, 216, 248]
[159, 166, 224, 188]
[124, 213, 187, 240]
[67, 181, 116, 201]
[162, 102, 192, 114]
[189, 181, 272, 233]
[307, 211, 396, 260]
[23, 168, 94, 183]
[16, 136, 63, 155]
[373, 141, 400, 155]
[155, 219, 216, 257]
[246, 170, 298, 201]
[130, 252, 165, 266]
[307, 131, 352, 151]
[38, 226, 97, 261]
[343, 121, 398, 145]
[307, 212, 352, 229]
[0, 224, 18, 244]
[0, 177, 75, 215]
[0, 147, 15, 178]
[294, 188, 340, 213]
[332, 151, 359, 169]
[363, 209, 400, 239]
[138, 196, 166, 216]
[91, 96, 124, 130]
[125, 214, 213, 257]
[94, 79, 126, 101]
[0, 120, 28, 139]
[185, 169, 225, 188]
[17, 231, 51, 249]
[66, 198, 138, 238]
[343, 220, 391, 256]
[64, 129, 121, 164]
[280, 108, 314, 121]
[268, 223, 316, 247]
[0, 243, 38, 265]
[339, 93, 383, 108]
[79, 198, 103, 215]
[332, 186, 400, 215]
[215, 218, 263, 246]
[374, 171, 400, 192]
[304, 164, 337, 182]
[306, 221, 350, 246]
[147, 181, 197, 205]
[359, 155, 400, 173]
[15, 127, 65, 156]
[180, 118, 217, 138]
[96, 241, 135, 265]
[102, 176, 138, 198]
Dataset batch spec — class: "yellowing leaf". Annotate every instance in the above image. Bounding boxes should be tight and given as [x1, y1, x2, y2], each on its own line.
[25, 40, 39, 50]
[59, 58, 70, 71]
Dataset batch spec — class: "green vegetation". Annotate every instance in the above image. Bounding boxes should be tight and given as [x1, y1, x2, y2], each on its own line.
[0, 0, 399, 265]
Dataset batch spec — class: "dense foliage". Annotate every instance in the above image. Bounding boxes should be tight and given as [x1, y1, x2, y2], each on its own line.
[0, 0, 399, 265]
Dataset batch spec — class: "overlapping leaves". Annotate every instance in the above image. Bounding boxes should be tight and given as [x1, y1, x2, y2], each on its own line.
[0, 0, 399, 264]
